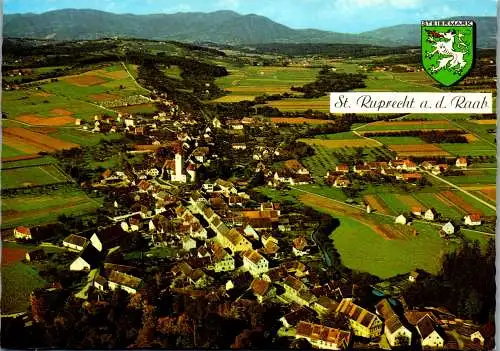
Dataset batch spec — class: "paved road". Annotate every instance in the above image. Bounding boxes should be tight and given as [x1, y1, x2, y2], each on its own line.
[290, 186, 495, 237]
[424, 171, 496, 212]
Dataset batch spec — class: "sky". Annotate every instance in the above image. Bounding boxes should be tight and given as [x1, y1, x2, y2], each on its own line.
[3, 0, 498, 33]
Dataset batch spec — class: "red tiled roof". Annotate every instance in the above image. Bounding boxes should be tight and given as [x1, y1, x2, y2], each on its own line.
[15, 226, 31, 235]
[251, 279, 270, 296]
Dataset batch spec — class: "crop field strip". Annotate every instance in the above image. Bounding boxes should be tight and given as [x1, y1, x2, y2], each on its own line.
[2, 163, 72, 189]
[3, 127, 79, 153]
[298, 138, 381, 148]
[388, 144, 450, 157]
[270, 117, 334, 124]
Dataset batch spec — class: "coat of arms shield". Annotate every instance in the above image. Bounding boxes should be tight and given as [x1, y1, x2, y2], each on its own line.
[421, 20, 475, 86]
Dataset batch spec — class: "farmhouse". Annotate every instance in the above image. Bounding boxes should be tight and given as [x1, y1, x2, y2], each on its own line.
[217, 228, 253, 253]
[336, 299, 383, 339]
[456, 157, 468, 168]
[192, 147, 210, 163]
[409, 271, 420, 283]
[250, 279, 273, 303]
[282, 275, 316, 306]
[90, 225, 127, 252]
[441, 222, 455, 235]
[295, 321, 352, 350]
[292, 236, 310, 256]
[333, 175, 351, 188]
[376, 299, 412, 347]
[284, 159, 309, 175]
[395, 214, 407, 225]
[424, 208, 436, 221]
[411, 207, 423, 216]
[63, 234, 89, 252]
[107, 270, 143, 294]
[336, 164, 349, 173]
[14, 226, 32, 240]
[207, 243, 235, 272]
[402, 160, 417, 172]
[353, 164, 370, 175]
[416, 315, 445, 348]
[420, 161, 436, 170]
[402, 173, 422, 182]
[242, 249, 269, 276]
[464, 214, 482, 226]
[311, 296, 339, 316]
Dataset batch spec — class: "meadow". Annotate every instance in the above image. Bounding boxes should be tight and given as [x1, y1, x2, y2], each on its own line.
[2, 164, 70, 189]
[1, 188, 103, 229]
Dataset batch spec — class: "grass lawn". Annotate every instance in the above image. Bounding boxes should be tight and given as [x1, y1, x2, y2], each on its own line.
[50, 128, 123, 147]
[1, 262, 47, 314]
[328, 213, 451, 278]
[2, 156, 58, 169]
[315, 132, 361, 140]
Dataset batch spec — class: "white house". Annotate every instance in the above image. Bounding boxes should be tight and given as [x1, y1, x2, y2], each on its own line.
[62, 234, 89, 252]
[395, 214, 407, 225]
[424, 208, 436, 221]
[442, 222, 455, 235]
[417, 315, 444, 348]
[69, 245, 100, 271]
[147, 168, 160, 177]
[464, 214, 482, 226]
[182, 236, 197, 251]
[14, 226, 32, 240]
[242, 249, 269, 276]
[376, 299, 412, 348]
[107, 270, 143, 294]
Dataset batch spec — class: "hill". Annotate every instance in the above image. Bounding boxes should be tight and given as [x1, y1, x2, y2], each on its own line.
[3, 9, 496, 47]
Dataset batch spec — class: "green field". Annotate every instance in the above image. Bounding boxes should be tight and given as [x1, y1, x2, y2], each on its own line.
[2, 164, 70, 189]
[2, 188, 103, 229]
[373, 136, 426, 145]
[445, 169, 497, 185]
[50, 128, 123, 147]
[412, 192, 464, 219]
[1, 144, 28, 158]
[213, 65, 320, 102]
[1, 262, 47, 314]
[440, 140, 496, 157]
[315, 131, 361, 140]
[328, 212, 452, 278]
[359, 121, 457, 132]
[354, 71, 440, 92]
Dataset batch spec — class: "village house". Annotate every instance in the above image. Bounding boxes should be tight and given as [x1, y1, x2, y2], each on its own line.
[217, 228, 253, 253]
[395, 214, 408, 225]
[402, 160, 417, 172]
[226, 119, 244, 129]
[411, 207, 423, 216]
[284, 159, 309, 175]
[62, 234, 89, 252]
[311, 296, 338, 316]
[69, 245, 101, 271]
[336, 299, 383, 339]
[232, 143, 247, 150]
[335, 164, 349, 173]
[90, 225, 127, 252]
[456, 157, 468, 168]
[420, 161, 436, 170]
[353, 164, 370, 175]
[402, 173, 422, 182]
[172, 262, 212, 288]
[25, 249, 46, 262]
[464, 214, 482, 226]
[292, 236, 310, 256]
[280, 306, 317, 329]
[470, 323, 495, 348]
[14, 226, 32, 240]
[416, 314, 445, 348]
[333, 175, 351, 188]
[250, 279, 274, 303]
[424, 208, 436, 221]
[441, 222, 455, 236]
[282, 275, 316, 307]
[106, 270, 143, 294]
[376, 299, 412, 347]
[182, 236, 197, 251]
[192, 146, 210, 163]
[242, 249, 269, 276]
[207, 243, 235, 272]
[295, 321, 352, 351]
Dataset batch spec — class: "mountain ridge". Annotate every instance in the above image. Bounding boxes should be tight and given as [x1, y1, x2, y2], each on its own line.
[3, 9, 496, 47]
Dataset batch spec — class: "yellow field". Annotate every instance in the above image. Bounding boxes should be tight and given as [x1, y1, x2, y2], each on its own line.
[471, 119, 497, 125]
[298, 138, 381, 148]
[212, 95, 256, 102]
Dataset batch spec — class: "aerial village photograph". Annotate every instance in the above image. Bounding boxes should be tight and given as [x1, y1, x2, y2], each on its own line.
[0, 0, 497, 349]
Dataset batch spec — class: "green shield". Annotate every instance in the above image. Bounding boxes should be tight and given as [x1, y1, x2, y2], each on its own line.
[421, 20, 475, 86]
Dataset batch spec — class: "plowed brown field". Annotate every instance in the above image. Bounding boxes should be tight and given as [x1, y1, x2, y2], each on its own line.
[3, 127, 78, 152]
